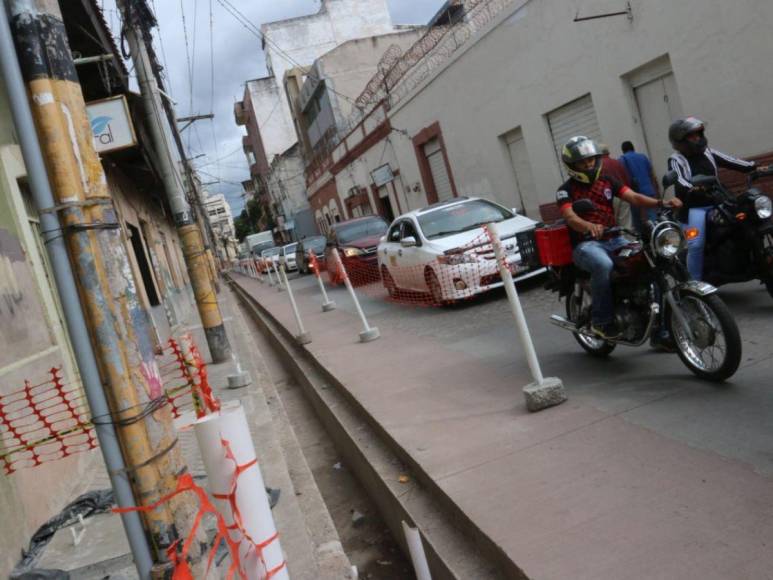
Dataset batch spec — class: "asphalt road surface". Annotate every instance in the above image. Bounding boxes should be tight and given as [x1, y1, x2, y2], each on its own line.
[282, 269, 773, 478]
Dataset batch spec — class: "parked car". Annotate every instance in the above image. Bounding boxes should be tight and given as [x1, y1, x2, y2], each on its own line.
[325, 216, 389, 285]
[279, 242, 299, 272]
[377, 196, 544, 304]
[259, 246, 280, 272]
[296, 235, 327, 274]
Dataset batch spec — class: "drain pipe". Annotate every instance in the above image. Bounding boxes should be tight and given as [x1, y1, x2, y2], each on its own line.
[0, 6, 153, 578]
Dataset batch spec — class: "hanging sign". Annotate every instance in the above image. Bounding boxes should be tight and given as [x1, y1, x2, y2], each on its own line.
[86, 95, 137, 153]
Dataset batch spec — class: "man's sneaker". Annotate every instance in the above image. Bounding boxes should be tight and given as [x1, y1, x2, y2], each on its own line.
[591, 322, 622, 340]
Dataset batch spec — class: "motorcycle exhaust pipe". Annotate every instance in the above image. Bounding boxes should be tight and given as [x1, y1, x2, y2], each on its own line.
[550, 314, 580, 332]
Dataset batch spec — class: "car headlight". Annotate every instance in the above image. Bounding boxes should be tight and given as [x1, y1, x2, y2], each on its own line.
[438, 252, 478, 265]
[754, 195, 772, 219]
[343, 247, 364, 257]
[652, 225, 685, 258]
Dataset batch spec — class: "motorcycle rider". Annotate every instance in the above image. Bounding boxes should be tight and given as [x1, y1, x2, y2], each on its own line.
[667, 117, 766, 280]
[557, 136, 682, 339]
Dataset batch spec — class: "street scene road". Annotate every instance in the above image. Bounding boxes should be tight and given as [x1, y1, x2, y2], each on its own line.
[284, 271, 773, 478]
[230, 267, 773, 578]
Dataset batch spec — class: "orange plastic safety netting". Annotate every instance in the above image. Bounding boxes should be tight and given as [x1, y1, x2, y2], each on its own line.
[0, 367, 96, 475]
[1, 335, 220, 475]
[309, 226, 542, 307]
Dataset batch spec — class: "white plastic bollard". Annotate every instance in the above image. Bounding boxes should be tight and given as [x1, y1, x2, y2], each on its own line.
[486, 222, 566, 412]
[333, 248, 379, 342]
[279, 264, 312, 344]
[271, 262, 284, 292]
[265, 261, 276, 286]
[402, 522, 432, 580]
[194, 401, 289, 580]
[309, 251, 335, 312]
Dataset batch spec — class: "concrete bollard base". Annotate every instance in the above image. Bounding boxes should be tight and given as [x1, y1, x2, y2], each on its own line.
[296, 331, 312, 345]
[322, 301, 336, 312]
[523, 377, 567, 412]
[359, 327, 380, 343]
[227, 371, 251, 390]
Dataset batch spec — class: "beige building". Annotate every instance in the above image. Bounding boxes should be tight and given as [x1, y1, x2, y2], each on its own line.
[321, 0, 773, 222]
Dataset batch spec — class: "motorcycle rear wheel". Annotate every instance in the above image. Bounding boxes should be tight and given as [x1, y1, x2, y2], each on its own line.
[566, 289, 616, 357]
[669, 293, 741, 381]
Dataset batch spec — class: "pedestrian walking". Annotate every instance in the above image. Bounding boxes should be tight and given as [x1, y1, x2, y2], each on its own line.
[600, 144, 633, 229]
[619, 141, 661, 232]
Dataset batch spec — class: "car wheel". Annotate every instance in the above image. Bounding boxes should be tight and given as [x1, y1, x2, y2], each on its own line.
[425, 268, 446, 306]
[381, 266, 398, 299]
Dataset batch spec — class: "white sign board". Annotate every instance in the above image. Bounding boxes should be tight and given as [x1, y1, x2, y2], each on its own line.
[371, 164, 394, 187]
[87, 95, 137, 153]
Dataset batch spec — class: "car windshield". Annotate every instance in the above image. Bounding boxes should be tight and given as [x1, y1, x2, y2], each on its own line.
[282, 243, 297, 255]
[335, 218, 387, 245]
[418, 200, 513, 239]
[303, 236, 326, 252]
[261, 247, 279, 257]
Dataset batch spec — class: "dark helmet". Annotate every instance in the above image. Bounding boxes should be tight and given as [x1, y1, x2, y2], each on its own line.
[669, 117, 707, 156]
[562, 136, 603, 184]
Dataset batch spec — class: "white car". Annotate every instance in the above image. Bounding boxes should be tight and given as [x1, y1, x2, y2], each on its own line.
[279, 242, 299, 272]
[260, 247, 280, 272]
[377, 197, 545, 304]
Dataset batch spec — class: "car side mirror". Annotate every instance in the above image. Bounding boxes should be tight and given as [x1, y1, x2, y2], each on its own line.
[401, 236, 417, 248]
[572, 198, 595, 216]
[662, 170, 678, 189]
[511, 207, 519, 215]
[379, 235, 386, 244]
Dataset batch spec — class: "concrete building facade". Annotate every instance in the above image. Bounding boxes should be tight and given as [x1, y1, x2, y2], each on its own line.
[265, 143, 317, 242]
[205, 193, 238, 260]
[323, 0, 773, 223]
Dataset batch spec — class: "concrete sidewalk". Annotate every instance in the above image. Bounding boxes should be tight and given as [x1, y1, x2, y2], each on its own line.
[232, 272, 773, 579]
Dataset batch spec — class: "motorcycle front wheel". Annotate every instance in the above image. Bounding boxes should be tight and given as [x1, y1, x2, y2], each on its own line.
[668, 293, 741, 381]
[566, 289, 616, 357]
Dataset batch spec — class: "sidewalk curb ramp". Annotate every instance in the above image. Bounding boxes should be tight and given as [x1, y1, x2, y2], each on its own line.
[227, 274, 527, 580]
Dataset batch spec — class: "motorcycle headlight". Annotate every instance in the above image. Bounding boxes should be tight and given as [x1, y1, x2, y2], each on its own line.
[343, 247, 364, 257]
[653, 226, 685, 258]
[754, 195, 772, 219]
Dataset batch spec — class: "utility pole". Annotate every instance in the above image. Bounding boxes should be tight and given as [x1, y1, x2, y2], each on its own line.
[5, 0, 193, 573]
[118, 0, 232, 362]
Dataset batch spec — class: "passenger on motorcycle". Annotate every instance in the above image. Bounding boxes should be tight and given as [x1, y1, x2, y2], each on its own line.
[557, 136, 682, 339]
[667, 117, 766, 280]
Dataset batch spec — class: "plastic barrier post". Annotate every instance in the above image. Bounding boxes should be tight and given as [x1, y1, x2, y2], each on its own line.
[333, 248, 380, 342]
[280, 264, 312, 345]
[194, 401, 288, 580]
[310, 251, 336, 312]
[265, 262, 276, 286]
[402, 522, 432, 580]
[486, 222, 566, 412]
[271, 262, 284, 292]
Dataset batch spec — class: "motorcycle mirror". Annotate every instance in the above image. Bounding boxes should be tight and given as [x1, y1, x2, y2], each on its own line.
[572, 198, 595, 216]
[662, 170, 678, 189]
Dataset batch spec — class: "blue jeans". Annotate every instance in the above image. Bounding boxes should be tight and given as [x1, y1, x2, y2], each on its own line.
[682, 207, 710, 280]
[573, 236, 629, 326]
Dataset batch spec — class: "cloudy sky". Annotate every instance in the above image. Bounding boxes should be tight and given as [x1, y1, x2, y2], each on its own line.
[100, 0, 445, 215]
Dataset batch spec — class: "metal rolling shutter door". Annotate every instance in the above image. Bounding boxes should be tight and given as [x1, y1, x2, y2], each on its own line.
[547, 95, 603, 179]
[424, 138, 454, 202]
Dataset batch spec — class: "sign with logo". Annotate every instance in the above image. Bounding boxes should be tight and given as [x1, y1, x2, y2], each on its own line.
[86, 95, 137, 153]
[371, 164, 394, 188]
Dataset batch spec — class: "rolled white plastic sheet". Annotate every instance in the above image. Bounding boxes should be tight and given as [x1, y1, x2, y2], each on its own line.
[194, 400, 288, 579]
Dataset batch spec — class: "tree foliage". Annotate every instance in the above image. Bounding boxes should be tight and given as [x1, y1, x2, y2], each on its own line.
[234, 197, 275, 241]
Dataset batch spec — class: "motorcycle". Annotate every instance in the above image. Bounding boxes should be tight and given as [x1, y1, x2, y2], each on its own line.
[663, 168, 773, 297]
[540, 198, 742, 381]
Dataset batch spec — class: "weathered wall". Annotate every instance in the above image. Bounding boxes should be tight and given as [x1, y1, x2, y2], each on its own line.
[375, 0, 773, 218]
[247, 77, 298, 163]
[0, 113, 94, 577]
